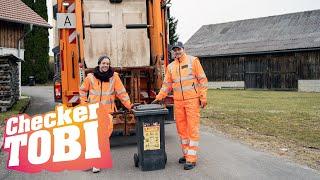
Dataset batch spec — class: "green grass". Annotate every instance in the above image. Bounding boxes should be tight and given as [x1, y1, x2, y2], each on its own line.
[0, 98, 30, 126]
[0, 98, 30, 140]
[202, 90, 320, 149]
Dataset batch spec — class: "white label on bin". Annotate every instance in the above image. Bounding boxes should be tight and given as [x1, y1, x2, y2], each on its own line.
[143, 123, 160, 151]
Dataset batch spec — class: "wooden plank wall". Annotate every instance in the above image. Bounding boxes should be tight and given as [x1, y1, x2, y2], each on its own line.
[200, 50, 320, 90]
[0, 20, 24, 49]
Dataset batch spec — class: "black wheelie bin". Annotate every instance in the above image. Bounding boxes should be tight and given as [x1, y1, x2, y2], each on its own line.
[132, 104, 168, 171]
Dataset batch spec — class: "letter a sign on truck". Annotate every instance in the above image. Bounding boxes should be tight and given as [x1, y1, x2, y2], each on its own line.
[57, 13, 76, 29]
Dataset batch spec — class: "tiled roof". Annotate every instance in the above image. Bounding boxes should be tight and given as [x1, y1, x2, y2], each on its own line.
[0, 0, 51, 28]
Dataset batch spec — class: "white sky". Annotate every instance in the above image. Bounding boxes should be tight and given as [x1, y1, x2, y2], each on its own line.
[47, 0, 54, 56]
[170, 0, 320, 43]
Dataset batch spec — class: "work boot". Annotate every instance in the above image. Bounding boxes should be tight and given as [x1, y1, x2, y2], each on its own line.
[178, 157, 186, 164]
[184, 162, 196, 170]
[92, 167, 100, 173]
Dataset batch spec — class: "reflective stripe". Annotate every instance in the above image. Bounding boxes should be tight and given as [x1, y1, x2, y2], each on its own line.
[173, 85, 194, 92]
[187, 149, 197, 156]
[182, 75, 195, 81]
[90, 90, 114, 96]
[108, 75, 114, 95]
[122, 96, 130, 101]
[189, 140, 199, 147]
[168, 63, 174, 73]
[188, 55, 194, 69]
[101, 91, 113, 96]
[90, 99, 98, 103]
[163, 82, 172, 86]
[197, 83, 208, 88]
[182, 149, 188, 155]
[88, 74, 95, 86]
[100, 100, 114, 105]
[197, 74, 207, 79]
[188, 55, 196, 76]
[116, 88, 126, 95]
[80, 85, 86, 91]
[110, 77, 115, 87]
[79, 92, 87, 97]
[89, 97, 115, 104]
[89, 90, 100, 96]
[173, 75, 195, 83]
[161, 87, 171, 93]
[181, 139, 189, 145]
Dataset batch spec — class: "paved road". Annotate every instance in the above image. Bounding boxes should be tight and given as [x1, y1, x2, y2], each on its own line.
[1, 86, 319, 180]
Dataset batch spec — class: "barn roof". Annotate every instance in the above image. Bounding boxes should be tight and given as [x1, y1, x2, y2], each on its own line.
[185, 9, 320, 57]
[0, 0, 51, 28]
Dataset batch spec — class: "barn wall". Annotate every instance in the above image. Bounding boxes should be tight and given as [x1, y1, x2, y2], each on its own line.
[199, 50, 320, 90]
[0, 20, 24, 49]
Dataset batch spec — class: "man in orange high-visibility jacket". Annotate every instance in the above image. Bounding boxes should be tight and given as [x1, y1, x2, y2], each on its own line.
[79, 55, 134, 173]
[152, 42, 208, 170]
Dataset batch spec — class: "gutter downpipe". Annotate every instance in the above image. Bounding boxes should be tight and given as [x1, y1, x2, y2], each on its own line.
[17, 24, 33, 98]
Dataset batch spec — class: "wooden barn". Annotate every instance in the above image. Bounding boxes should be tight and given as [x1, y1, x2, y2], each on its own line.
[0, 0, 50, 111]
[185, 10, 320, 92]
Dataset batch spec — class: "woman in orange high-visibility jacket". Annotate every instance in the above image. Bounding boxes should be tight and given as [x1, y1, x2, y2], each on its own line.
[152, 42, 208, 170]
[79, 55, 133, 173]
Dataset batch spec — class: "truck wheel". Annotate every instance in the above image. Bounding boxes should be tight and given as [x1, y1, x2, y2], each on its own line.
[134, 153, 139, 167]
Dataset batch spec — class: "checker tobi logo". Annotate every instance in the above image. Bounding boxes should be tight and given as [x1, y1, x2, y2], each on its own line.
[1, 103, 112, 173]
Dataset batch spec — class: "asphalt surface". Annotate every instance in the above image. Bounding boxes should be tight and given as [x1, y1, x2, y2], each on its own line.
[0, 86, 319, 180]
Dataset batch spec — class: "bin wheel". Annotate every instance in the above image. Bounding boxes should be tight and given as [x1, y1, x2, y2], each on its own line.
[134, 153, 139, 167]
[164, 152, 167, 164]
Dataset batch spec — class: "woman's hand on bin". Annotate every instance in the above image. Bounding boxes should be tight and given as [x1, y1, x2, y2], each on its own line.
[200, 100, 207, 109]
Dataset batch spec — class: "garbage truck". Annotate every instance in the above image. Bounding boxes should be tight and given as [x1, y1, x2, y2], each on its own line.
[53, 0, 173, 136]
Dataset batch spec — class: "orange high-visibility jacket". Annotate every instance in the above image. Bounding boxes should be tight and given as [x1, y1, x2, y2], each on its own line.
[156, 53, 208, 102]
[79, 72, 131, 112]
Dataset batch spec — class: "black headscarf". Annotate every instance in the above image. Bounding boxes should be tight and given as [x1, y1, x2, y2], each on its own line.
[93, 66, 114, 82]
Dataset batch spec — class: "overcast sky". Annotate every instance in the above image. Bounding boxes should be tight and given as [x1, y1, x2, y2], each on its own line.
[170, 0, 320, 43]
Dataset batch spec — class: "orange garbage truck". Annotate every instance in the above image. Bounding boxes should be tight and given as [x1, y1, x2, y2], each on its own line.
[53, 0, 173, 136]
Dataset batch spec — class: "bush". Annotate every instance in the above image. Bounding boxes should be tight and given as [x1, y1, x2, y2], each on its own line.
[21, 0, 49, 85]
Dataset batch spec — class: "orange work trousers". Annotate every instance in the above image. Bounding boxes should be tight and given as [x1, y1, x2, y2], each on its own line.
[174, 98, 200, 163]
[98, 105, 113, 138]
[107, 114, 113, 138]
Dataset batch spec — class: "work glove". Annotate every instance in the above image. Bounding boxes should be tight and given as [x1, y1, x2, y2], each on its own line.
[151, 99, 160, 104]
[200, 100, 207, 109]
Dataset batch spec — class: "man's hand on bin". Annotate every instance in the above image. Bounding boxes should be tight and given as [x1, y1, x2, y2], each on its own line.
[200, 100, 207, 109]
[151, 99, 160, 104]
